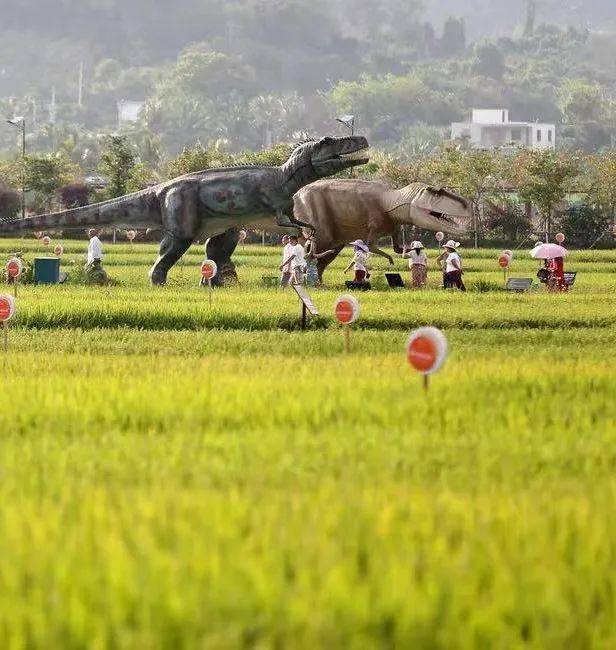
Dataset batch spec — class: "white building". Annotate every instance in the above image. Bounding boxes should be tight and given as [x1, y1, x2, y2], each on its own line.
[117, 100, 145, 126]
[451, 109, 555, 150]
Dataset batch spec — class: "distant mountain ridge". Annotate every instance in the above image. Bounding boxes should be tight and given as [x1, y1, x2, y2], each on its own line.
[423, 0, 616, 39]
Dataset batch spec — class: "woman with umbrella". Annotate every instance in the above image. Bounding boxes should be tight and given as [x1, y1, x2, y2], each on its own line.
[531, 242, 568, 292]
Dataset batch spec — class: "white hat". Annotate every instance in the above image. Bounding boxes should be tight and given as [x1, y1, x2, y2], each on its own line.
[410, 241, 424, 249]
[349, 239, 369, 253]
[442, 240, 460, 250]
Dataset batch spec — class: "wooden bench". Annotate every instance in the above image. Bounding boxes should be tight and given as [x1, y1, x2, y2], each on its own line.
[506, 278, 534, 293]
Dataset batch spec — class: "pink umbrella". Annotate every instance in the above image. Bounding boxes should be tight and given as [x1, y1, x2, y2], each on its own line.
[530, 243, 568, 259]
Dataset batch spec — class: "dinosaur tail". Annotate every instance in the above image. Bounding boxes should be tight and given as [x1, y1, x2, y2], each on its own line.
[0, 191, 156, 235]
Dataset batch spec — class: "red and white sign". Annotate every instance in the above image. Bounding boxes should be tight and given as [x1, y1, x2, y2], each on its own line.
[498, 253, 511, 269]
[34, 232, 43, 240]
[54, 244, 64, 257]
[42, 236, 51, 247]
[435, 231, 445, 243]
[0, 294, 16, 322]
[127, 230, 136, 242]
[334, 294, 360, 325]
[201, 260, 218, 281]
[6, 258, 23, 279]
[406, 327, 448, 376]
[555, 232, 565, 244]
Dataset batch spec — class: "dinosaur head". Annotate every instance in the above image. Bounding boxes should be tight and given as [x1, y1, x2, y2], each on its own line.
[387, 183, 473, 237]
[285, 136, 370, 185]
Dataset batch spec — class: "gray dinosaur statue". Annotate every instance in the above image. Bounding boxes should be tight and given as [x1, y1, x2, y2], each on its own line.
[291, 179, 474, 279]
[0, 136, 369, 285]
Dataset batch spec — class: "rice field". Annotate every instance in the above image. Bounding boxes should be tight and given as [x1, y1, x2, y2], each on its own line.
[0, 238, 614, 649]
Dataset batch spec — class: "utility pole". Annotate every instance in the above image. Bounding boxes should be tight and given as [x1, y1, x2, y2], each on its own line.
[7, 117, 27, 223]
[78, 61, 84, 108]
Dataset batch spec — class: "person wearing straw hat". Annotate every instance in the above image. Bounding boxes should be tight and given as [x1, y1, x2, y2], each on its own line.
[441, 240, 466, 291]
[344, 240, 370, 283]
[402, 240, 428, 288]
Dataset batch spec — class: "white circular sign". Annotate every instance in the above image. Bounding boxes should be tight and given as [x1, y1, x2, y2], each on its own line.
[127, 230, 136, 241]
[42, 236, 51, 247]
[435, 231, 445, 243]
[0, 294, 16, 322]
[334, 294, 360, 325]
[6, 257, 23, 279]
[406, 327, 448, 376]
[201, 260, 218, 281]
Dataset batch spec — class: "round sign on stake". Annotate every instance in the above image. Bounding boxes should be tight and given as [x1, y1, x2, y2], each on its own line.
[127, 230, 136, 242]
[42, 236, 51, 247]
[555, 232, 565, 244]
[238, 230, 247, 243]
[436, 231, 445, 243]
[6, 257, 23, 279]
[201, 260, 218, 281]
[0, 294, 16, 322]
[498, 252, 511, 269]
[334, 294, 360, 326]
[54, 244, 64, 257]
[406, 327, 448, 390]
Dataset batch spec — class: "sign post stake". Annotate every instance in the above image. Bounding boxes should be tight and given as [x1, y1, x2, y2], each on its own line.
[301, 302, 307, 331]
[334, 295, 360, 352]
[2, 321, 7, 352]
[6, 258, 23, 300]
[200, 261, 218, 308]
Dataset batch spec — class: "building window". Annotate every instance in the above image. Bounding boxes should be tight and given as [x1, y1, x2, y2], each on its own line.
[537, 129, 542, 142]
[548, 130, 553, 143]
[502, 110, 506, 123]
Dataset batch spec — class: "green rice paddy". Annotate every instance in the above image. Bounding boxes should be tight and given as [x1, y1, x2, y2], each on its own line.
[0, 239, 614, 648]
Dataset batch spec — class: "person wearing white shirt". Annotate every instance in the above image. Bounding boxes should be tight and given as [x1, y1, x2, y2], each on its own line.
[440, 240, 466, 292]
[344, 240, 370, 282]
[402, 240, 428, 288]
[279, 235, 293, 287]
[279, 235, 307, 285]
[87, 229, 104, 265]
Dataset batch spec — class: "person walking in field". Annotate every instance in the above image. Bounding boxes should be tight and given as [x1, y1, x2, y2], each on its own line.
[279, 234, 307, 285]
[85, 228, 109, 285]
[441, 240, 466, 292]
[402, 240, 428, 288]
[344, 240, 370, 283]
[547, 256, 567, 292]
[279, 235, 293, 287]
[304, 238, 335, 287]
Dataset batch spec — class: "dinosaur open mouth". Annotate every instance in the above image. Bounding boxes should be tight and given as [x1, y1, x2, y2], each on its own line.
[338, 147, 370, 163]
[431, 211, 468, 232]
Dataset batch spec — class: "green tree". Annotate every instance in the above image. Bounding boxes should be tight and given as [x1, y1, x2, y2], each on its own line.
[557, 79, 604, 123]
[471, 42, 506, 80]
[98, 135, 155, 198]
[440, 17, 466, 57]
[23, 153, 79, 213]
[510, 149, 581, 239]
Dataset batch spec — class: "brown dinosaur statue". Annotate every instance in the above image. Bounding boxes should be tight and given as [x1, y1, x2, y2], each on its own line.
[291, 179, 474, 279]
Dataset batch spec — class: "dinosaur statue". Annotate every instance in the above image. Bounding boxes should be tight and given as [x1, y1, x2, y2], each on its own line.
[291, 179, 474, 279]
[0, 136, 370, 285]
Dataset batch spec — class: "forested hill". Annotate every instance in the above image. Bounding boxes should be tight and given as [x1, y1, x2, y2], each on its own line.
[425, 1, 616, 37]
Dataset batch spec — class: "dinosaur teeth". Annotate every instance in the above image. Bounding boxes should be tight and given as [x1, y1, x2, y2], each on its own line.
[340, 147, 370, 161]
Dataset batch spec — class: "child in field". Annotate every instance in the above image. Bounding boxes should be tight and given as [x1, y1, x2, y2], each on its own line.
[344, 240, 370, 282]
[547, 256, 567, 292]
[402, 240, 428, 288]
[441, 240, 466, 292]
[279, 235, 293, 287]
[304, 238, 335, 287]
[279, 234, 306, 285]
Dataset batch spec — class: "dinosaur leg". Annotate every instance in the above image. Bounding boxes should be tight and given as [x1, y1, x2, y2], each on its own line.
[150, 184, 199, 285]
[206, 228, 241, 287]
[317, 245, 344, 283]
[150, 233, 193, 286]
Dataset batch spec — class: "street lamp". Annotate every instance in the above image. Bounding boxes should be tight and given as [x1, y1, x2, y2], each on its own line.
[7, 116, 26, 222]
[336, 115, 355, 136]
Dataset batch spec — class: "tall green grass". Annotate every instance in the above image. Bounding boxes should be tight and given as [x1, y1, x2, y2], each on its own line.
[0, 239, 614, 648]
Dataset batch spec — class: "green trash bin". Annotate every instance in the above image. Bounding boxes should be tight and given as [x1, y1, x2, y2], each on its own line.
[34, 257, 60, 285]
